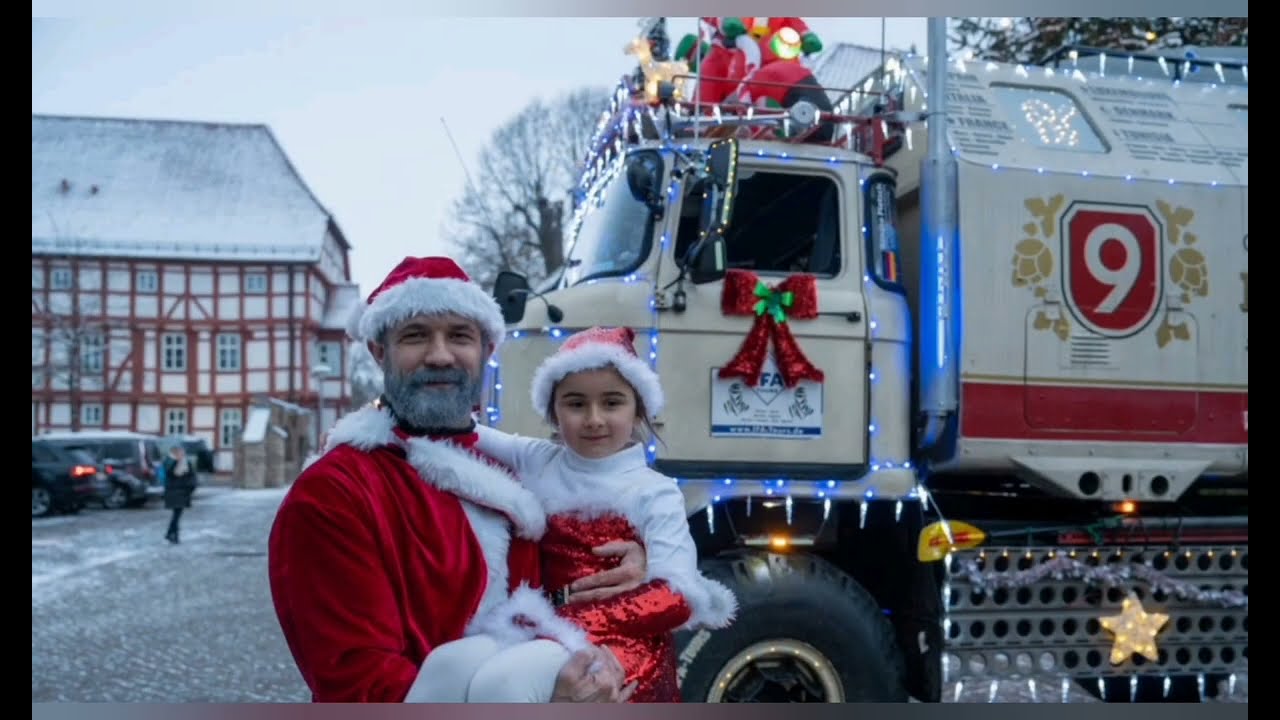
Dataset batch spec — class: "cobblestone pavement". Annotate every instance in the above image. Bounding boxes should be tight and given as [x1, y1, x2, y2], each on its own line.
[32, 486, 309, 703]
[32, 487, 1246, 703]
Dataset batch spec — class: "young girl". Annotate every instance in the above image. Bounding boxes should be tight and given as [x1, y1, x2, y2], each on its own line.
[416, 326, 737, 703]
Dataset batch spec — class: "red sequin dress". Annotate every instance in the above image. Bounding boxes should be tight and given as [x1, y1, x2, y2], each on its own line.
[540, 512, 691, 702]
[472, 428, 739, 704]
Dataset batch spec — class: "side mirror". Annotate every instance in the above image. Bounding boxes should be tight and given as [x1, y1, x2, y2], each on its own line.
[689, 236, 727, 284]
[694, 137, 739, 251]
[492, 271, 531, 324]
[626, 152, 666, 219]
[706, 137, 739, 192]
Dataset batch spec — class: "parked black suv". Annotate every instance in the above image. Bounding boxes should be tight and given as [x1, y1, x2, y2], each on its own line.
[37, 432, 164, 509]
[32, 440, 105, 517]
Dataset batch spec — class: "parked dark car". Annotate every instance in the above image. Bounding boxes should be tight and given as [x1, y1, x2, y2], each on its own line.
[37, 431, 165, 509]
[32, 440, 105, 517]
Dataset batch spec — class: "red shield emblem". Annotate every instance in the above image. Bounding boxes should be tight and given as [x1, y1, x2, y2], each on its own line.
[1061, 203, 1163, 338]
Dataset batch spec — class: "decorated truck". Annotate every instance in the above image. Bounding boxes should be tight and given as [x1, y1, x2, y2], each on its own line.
[483, 17, 1247, 703]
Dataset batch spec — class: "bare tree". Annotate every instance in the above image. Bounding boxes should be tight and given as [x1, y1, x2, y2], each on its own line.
[951, 17, 1247, 65]
[32, 226, 108, 433]
[347, 341, 384, 409]
[448, 87, 613, 288]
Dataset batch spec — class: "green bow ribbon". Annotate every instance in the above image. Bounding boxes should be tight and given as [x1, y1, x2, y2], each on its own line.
[753, 281, 794, 324]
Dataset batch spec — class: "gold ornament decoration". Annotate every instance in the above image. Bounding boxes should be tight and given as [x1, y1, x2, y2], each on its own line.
[1012, 238, 1054, 287]
[1170, 247, 1209, 297]
[1013, 194, 1070, 341]
[1154, 200, 1205, 348]
[1099, 592, 1169, 665]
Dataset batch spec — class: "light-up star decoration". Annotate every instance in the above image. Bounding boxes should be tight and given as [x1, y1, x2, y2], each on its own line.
[1099, 592, 1170, 665]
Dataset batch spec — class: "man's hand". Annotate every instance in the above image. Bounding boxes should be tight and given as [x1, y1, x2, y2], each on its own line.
[567, 540, 647, 603]
[550, 645, 637, 703]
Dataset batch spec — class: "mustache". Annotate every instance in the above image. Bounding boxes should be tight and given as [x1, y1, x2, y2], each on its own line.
[402, 367, 471, 388]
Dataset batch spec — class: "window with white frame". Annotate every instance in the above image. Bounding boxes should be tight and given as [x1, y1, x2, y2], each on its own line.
[81, 403, 103, 426]
[32, 335, 46, 387]
[315, 340, 342, 378]
[81, 334, 105, 373]
[245, 273, 268, 294]
[162, 333, 187, 371]
[136, 271, 158, 292]
[51, 268, 72, 289]
[165, 408, 188, 435]
[220, 408, 243, 448]
[216, 333, 241, 371]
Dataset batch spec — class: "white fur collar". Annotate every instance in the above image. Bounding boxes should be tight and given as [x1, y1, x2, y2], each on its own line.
[532, 465, 737, 630]
[320, 405, 546, 540]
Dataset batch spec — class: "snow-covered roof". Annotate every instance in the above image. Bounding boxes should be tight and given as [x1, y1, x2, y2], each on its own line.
[32, 114, 349, 263]
[809, 42, 904, 108]
[323, 283, 362, 331]
[242, 407, 271, 443]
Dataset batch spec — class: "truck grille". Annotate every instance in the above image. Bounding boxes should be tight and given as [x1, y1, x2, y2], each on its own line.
[942, 545, 1247, 695]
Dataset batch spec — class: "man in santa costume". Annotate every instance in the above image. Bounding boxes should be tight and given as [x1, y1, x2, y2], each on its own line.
[268, 256, 646, 702]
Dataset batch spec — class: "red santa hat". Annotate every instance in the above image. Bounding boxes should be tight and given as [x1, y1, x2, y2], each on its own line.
[530, 326, 664, 420]
[347, 256, 506, 348]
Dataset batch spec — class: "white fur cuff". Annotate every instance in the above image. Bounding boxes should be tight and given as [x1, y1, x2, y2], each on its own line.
[467, 583, 591, 654]
[662, 573, 739, 631]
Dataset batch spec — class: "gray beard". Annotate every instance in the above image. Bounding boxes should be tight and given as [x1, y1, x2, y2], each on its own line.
[381, 362, 483, 431]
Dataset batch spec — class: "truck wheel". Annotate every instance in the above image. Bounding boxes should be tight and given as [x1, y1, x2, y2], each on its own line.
[676, 550, 908, 702]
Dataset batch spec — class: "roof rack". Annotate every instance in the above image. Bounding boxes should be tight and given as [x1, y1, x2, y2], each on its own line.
[575, 74, 907, 196]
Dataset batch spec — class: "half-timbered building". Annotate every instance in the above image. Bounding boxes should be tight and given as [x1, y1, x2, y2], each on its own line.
[32, 114, 359, 473]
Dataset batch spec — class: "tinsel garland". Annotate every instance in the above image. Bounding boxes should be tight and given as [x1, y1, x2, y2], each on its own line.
[950, 555, 1247, 609]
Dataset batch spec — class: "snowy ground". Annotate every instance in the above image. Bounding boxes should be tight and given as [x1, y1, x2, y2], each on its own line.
[32, 486, 1246, 703]
[32, 486, 309, 702]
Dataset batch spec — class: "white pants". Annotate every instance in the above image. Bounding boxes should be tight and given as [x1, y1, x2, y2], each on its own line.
[409, 635, 572, 703]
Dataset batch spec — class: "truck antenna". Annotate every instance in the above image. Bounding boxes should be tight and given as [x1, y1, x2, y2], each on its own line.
[440, 116, 480, 195]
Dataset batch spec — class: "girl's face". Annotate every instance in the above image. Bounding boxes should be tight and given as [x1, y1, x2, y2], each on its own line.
[552, 367, 641, 459]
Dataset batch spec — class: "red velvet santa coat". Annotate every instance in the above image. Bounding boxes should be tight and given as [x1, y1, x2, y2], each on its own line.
[268, 406, 548, 702]
[469, 426, 738, 703]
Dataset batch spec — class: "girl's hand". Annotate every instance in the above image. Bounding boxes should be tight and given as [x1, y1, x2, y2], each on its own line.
[566, 540, 646, 603]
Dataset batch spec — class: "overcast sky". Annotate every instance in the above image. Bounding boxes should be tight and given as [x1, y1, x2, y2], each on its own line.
[32, 16, 928, 295]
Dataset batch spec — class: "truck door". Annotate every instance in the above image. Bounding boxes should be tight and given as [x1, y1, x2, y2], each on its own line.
[654, 162, 869, 479]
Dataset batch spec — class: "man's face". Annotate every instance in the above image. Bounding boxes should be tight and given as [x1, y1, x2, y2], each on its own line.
[369, 313, 491, 430]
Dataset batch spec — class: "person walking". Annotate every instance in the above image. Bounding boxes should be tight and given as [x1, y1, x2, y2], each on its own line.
[163, 444, 196, 544]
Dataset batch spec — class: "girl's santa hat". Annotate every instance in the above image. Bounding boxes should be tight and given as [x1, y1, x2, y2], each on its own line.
[347, 256, 506, 347]
[530, 326, 665, 419]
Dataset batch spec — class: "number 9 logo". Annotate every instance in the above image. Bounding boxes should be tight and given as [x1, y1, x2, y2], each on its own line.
[1063, 204, 1162, 338]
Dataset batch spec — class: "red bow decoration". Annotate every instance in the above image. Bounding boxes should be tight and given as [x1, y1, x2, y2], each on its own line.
[717, 270, 824, 388]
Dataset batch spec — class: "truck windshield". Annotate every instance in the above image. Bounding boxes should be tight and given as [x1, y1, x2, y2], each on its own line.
[563, 163, 655, 286]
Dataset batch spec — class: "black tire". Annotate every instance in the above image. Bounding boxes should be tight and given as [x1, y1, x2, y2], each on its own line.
[103, 484, 130, 510]
[32, 486, 53, 517]
[676, 550, 908, 702]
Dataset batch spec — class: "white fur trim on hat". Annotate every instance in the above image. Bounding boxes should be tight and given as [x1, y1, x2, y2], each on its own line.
[346, 276, 506, 348]
[530, 344, 665, 419]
